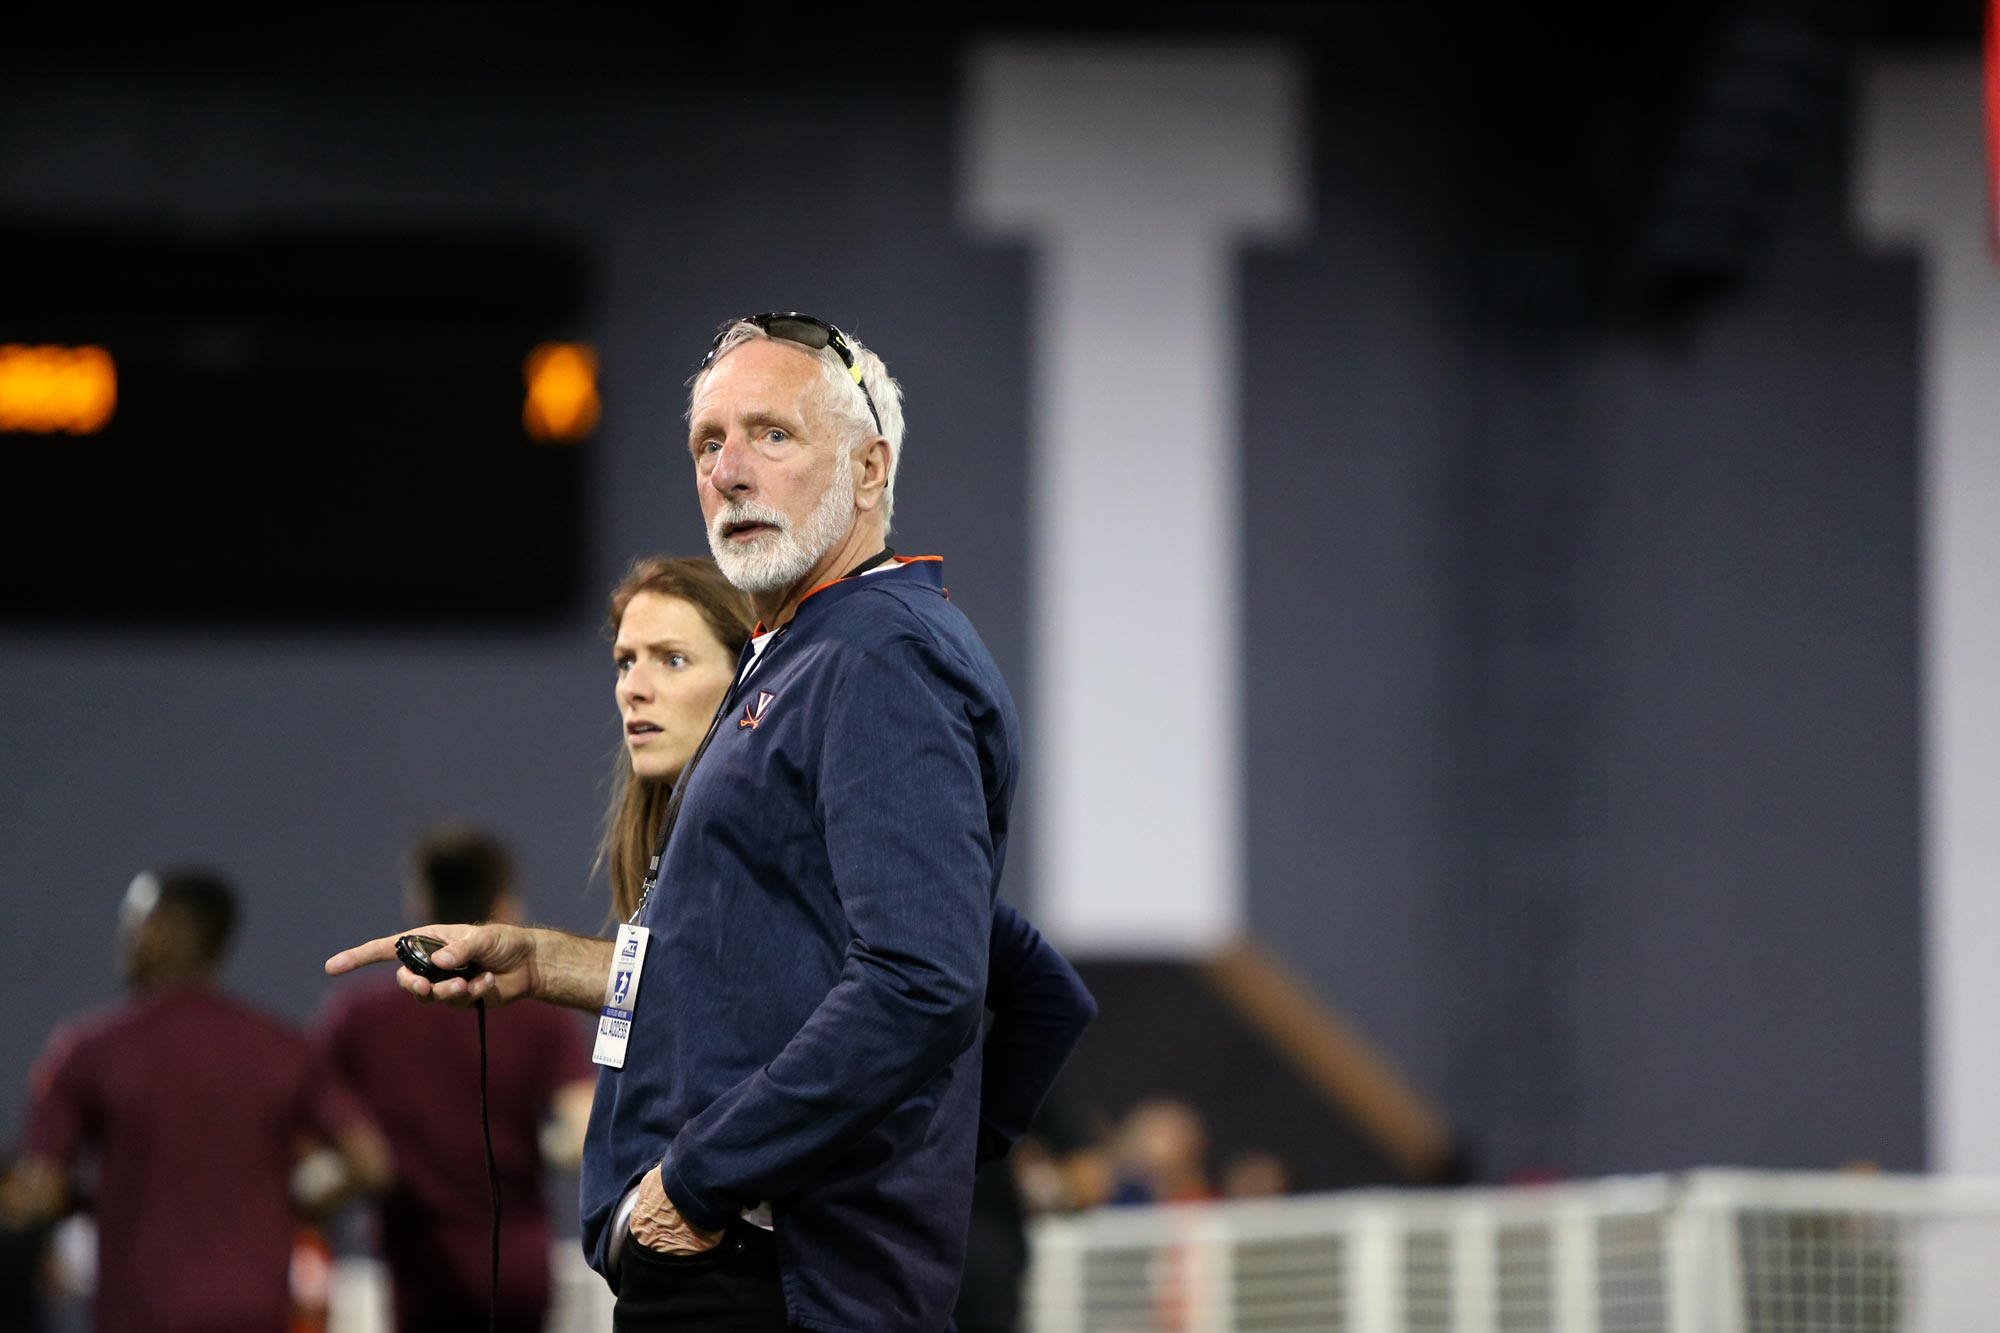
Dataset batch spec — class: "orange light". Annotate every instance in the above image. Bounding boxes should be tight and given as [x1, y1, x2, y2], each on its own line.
[523, 342, 599, 443]
[0, 344, 117, 434]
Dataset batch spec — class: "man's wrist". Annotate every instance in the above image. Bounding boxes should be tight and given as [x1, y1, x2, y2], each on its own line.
[626, 1162, 725, 1256]
[663, 1154, 736, 1234]
[528, 929, 615, 1012]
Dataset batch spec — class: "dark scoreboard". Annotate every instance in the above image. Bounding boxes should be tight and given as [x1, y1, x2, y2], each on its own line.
[0, 221, 592, 625]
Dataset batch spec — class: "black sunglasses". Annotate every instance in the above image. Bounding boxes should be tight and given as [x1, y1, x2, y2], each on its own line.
[701, 311, 883, 436]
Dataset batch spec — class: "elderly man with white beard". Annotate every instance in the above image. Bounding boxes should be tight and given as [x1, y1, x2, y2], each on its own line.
[329, 312, 1089, 1332]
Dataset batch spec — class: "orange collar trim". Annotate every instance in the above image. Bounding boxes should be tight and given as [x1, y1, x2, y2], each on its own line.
[753, 555, 943, 634]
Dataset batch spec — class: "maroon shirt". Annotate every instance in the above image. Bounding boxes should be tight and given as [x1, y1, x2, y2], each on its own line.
[25, 984, 368, 1333]
[315, 980, 592, 1329]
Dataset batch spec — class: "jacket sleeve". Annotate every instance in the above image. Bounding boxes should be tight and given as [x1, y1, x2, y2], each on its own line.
[661, 634, 998, 1229]
[977, 899, 1097, 1164]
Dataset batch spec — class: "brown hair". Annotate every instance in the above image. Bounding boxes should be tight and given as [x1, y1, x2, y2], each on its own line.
[596, 555, 755, 922]
[406, 823, 516, 923]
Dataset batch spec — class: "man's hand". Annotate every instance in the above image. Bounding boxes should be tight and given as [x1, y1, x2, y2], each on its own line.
[629, 1164, 724, 1256]
[325, 923, 615, 1014]
[324, 922, 537, 1008]
[0, 1155, 67, 1230]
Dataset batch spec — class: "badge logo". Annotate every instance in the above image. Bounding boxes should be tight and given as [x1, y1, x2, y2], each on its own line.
[739, 691, 776, 729]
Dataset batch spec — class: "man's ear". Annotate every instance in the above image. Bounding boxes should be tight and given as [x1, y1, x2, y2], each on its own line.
[854, 436, 892, 513]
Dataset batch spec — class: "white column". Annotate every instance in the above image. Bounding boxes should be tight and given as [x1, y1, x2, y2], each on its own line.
[1855, 57, 2000, 1333]
[1854, 59, 2000, 1178]
[961, 42, 1307, 953]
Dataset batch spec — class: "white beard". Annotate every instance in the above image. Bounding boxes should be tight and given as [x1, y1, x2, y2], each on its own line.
[707, 456, 856, 595]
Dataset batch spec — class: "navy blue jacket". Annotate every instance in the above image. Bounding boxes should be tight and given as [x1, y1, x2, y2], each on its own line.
[976, 900, 1096, 1169]
[581, 558, 1084, 1332]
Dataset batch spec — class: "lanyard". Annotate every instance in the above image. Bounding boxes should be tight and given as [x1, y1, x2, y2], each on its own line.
[626, 547, 896, 924]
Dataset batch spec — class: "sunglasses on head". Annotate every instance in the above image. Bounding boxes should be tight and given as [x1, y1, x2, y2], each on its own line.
[701, 311, 883, 436]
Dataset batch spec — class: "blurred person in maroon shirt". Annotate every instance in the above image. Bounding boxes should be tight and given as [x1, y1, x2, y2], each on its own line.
[13, 867, 392, 1333]
[316, 825, 594, 1333]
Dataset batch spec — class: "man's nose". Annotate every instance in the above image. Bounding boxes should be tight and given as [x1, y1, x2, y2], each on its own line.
[709, 434, 754, 495]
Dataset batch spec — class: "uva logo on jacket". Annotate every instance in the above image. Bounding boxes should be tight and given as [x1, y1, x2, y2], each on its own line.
[739, 690, 776, 730]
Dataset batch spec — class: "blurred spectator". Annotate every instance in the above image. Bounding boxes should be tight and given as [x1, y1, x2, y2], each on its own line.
[1110, 1098, 1216, 1206]
[1012, 1089, 1117, 1217]
[1012, 1136, 1117, 1216]
[314, 825, 593, 1333]
[1220, 1149, 1291, 1200]
[15, 867, 391, 1333]
[1101, 1099, 1218, 1332]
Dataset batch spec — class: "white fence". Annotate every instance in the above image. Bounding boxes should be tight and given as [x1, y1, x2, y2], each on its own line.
[1025, 1171, 2000, 1333]
[292, 1169, 2000, 1331]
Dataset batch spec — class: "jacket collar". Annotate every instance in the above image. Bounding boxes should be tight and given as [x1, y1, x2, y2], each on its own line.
[753, 555, 944, 635]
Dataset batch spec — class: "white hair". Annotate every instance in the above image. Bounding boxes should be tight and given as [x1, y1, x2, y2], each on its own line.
[690, 318, 907, 533]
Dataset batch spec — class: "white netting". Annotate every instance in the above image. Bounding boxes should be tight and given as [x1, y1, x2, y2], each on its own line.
[1024, 1170, 2000, 1333]
[309, 1170, 2000, 1331]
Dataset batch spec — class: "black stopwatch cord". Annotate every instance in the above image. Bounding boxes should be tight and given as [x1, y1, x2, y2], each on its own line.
[476, 998, 500, 1333]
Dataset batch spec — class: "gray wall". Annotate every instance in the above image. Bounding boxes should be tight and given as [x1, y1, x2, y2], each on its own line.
[1240, 65, 1472, 1122]
[1236, 60, 1922, 1176]
[1, 35, 1926, 1180]
[1568, 169, 1923, 1174]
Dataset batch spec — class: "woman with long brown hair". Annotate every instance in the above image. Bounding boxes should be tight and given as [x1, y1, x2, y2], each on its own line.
[596, 555, 757, 923]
